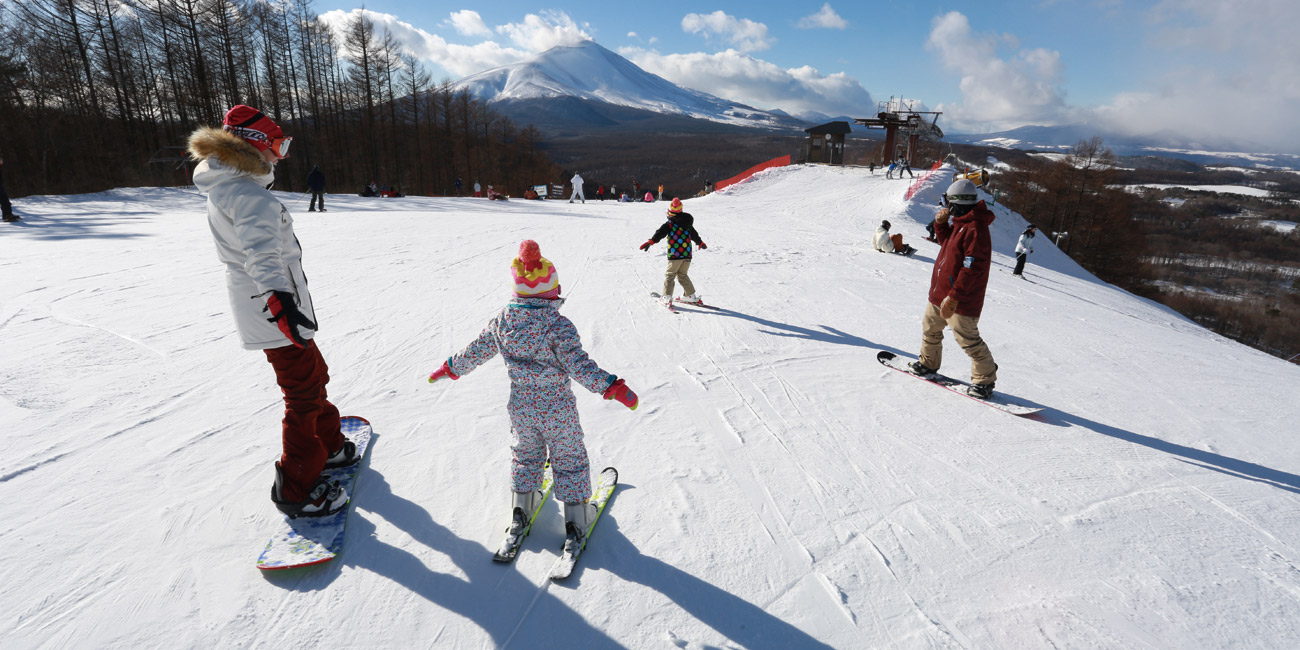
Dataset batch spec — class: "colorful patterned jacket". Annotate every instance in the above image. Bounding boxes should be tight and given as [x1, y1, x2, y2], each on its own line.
[649, 212, 704, 260]
[447, 297, 616, 395]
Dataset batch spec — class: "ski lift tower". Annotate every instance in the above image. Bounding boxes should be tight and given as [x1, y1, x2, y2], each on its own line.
[853, 98, 943, 164]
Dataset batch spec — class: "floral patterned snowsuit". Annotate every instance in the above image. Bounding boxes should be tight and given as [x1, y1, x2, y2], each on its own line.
[447, 297, 617, 503]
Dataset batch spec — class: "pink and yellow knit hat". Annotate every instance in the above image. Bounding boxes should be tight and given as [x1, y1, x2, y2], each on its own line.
[511, 240, 560, 298]
[668, 197, 683, 214]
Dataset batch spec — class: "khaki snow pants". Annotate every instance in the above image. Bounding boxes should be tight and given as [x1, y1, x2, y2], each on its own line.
[918, 302, 998, 385]
[663, 258, 696, 297]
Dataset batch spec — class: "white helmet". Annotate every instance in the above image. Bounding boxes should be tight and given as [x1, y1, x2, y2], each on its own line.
[945, 179, 979, 205]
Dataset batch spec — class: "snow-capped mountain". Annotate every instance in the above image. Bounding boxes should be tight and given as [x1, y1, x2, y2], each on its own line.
[453, 40, 802, 131]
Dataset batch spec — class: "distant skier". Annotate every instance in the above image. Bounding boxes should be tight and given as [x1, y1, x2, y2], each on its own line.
[873, 220, 916, 256]
[886, 161, 897, 180]
[187, 105, 358, 518]
[426, 240, 638, 553]
[0, 155, 18, 222]
[474, 180, 482, 197]
[900, 159, 914, 178]
[306, 165, 326, 212]
[1012, 225, 1037, 277]
[908, 178, 999, 399]
[658, 183, 664, 200]
[597, 184, 605, 201]
[643, 191, 654, 202]
[569, 172, 585, 203]
[869, 162, 876, 175]
[639, 197, 707, 305]
[455, 177, 463, 196]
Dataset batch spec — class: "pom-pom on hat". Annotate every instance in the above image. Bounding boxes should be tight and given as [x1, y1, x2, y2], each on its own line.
[222, 105, 284, 153]
[511, 240, 560, 298]
[668, 197, 683, 215]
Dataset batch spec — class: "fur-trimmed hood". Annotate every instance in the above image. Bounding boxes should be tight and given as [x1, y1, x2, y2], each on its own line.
[187, 126, 272, 177]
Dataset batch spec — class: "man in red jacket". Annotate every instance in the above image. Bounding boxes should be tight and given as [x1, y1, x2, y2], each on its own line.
[908, 179, 999, 398]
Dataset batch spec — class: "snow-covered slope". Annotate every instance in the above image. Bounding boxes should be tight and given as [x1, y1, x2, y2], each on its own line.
[454, 41, 795, 130]
[4, 166, 1299, 648]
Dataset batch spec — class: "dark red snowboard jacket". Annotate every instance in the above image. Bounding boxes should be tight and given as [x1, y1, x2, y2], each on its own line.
[928, 201, 996, 318]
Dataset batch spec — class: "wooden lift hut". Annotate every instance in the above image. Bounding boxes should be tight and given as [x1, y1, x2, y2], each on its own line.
[803, 121, 851, 165]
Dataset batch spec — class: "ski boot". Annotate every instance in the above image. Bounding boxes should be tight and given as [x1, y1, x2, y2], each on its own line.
[562, 501, 598, 553]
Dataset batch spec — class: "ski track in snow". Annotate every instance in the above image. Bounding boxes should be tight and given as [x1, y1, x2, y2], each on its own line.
[2, 166, 1299, 649]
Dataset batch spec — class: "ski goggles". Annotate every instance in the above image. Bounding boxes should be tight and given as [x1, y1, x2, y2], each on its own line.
[268, 136, 292, 159]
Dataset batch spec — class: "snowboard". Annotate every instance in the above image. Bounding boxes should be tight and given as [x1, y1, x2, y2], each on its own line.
[493, 464, 555, 563]
[550, 466, 618, 581]
[256, 415, 375, 570]
[876, 351, 1042, 416]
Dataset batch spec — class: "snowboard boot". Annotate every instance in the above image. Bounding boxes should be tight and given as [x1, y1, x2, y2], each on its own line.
[679, 294, 703, 305]
[271, 462, 348, 519]
[563, 501, 598, 553]
[2, 213, 19, 223]
[324, 437, 359, 469]
[967, 382, 995, 399]
[907, 360, 937, 376]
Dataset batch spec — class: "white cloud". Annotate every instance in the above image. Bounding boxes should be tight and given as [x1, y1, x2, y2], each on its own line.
[1090, 0, 1300, 151]
[627, 32, 638, 39]
[681, 11, 774, 52]
[442, 10, 492, 38]
[319, 9, 525, 77]
[496, 11, 593, 52]
[621, 47, 872, 117]
[925, 11, 1072, 132]
[796, 4, 847, 30]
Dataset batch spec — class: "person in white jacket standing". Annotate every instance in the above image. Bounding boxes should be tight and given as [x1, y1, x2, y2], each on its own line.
[569, 172, 585, 203]
[1012, 225, 1037, 277]
[188, 105, 357, 519]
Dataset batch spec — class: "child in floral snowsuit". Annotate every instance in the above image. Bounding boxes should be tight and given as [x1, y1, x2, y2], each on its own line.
[428, 240, 638, 540]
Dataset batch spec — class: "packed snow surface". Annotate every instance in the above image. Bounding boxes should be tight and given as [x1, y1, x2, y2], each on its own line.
[3, 165, 1299, 649]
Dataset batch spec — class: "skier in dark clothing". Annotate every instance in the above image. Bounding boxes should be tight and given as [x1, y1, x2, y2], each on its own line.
[1, 155, 19, 222]
[640, 197, 707, 305]
[307, 165, 326, 212]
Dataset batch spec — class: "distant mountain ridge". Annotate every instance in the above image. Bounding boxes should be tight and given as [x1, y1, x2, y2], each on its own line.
[948, 124, 1300, 170]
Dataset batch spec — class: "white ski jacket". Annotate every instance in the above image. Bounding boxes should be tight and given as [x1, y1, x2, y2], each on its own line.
[1015, 232, 1036, 255]
[188, 127, 317, 350]
[873, 226, 894, 253]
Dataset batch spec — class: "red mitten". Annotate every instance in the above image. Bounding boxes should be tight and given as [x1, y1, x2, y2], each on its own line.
[698, 241, 707, 250]
[602, 378, 638, 410]
[639, 240, 654, 251]
[427, 360, 460, 383]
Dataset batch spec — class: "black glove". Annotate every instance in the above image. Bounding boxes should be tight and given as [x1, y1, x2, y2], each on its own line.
[265, 290, 317, 348]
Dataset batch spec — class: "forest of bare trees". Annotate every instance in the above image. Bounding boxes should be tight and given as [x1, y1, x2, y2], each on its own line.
[991, 139, 1300, 363]
[0, 0, 559, 197]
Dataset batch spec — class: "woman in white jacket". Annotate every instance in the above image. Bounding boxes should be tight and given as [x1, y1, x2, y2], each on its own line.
[1012, 225, 1037, 277]
[188, 105, 356, 519]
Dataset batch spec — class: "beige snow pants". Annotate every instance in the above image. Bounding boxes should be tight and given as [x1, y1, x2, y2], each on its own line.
[918, 302, 998, 385]
[663, 259, 696, 297]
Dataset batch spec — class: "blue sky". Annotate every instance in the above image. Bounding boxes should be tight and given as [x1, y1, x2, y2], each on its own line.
[314, 1, 1300, 151]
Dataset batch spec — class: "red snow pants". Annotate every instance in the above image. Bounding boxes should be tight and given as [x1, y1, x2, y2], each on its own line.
[264, 342, 343, 502]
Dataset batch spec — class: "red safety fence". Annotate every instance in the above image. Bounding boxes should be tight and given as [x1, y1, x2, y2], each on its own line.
[714, 155, 791, 191]
[904, 161, 946, 201]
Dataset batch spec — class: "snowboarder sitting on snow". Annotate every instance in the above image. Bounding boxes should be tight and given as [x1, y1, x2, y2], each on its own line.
[188, 105, 357, 519]
[908, 178, 999, 398]
[426, 240, 639, 551]
[640, 197, 707, 305]
[873, 220, 916, 256]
